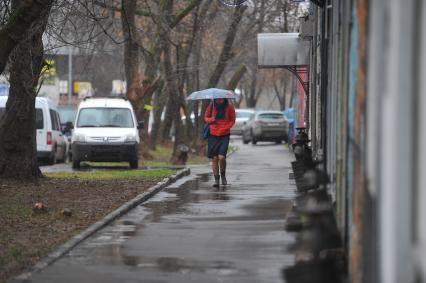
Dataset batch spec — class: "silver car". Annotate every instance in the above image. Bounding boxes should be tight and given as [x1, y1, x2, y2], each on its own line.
[242, 111, 289, 144]
[231, 109, 255, 135]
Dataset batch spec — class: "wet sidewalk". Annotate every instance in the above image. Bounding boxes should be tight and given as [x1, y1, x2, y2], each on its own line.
[23, 140, 297, 283]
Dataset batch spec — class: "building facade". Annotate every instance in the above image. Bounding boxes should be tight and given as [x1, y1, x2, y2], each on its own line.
[303, 0, 426, 282]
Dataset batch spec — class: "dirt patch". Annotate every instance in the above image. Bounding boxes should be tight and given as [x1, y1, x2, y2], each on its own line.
[0, 176, 165, 283]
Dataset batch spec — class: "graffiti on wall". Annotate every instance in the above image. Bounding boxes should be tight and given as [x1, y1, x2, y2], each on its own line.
[348, 0, 368, 282]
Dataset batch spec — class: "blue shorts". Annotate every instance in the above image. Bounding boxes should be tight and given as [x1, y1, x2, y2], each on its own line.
[207, 135, 230, 158]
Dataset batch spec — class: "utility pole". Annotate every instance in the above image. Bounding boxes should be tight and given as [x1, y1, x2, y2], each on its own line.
[68, 45, 72, 104]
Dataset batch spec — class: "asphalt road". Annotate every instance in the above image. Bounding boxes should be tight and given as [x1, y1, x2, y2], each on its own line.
[25, 140, 297, 283]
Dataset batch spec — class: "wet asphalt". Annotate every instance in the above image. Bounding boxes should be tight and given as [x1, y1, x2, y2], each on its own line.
[26, 139, 297, 283]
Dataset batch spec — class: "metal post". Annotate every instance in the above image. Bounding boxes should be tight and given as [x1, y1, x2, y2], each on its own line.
[68, 46, 72, 104]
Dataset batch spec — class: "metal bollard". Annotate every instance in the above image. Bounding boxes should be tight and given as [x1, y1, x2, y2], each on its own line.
[176, 144, 189, 165]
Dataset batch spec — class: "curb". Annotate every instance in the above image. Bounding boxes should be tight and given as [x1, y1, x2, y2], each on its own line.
[11, 168, 191, 283]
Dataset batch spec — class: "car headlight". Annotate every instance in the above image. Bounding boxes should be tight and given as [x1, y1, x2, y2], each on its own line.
[72, 133, 86, 143]
[125, 135, 137, 143]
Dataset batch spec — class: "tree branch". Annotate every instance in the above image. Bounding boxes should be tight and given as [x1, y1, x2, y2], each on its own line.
[93, 0, 152, 17]
[0, 0, 54, 74]
[207, 5, 247, 88]
[226, 64, 247, 91]
[169, 0, 203, 29]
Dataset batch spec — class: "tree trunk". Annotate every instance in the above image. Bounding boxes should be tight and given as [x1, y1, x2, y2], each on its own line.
[157, 0, 175, 144]
[226, 64, 247, 91]
[272, 70, 288, 110]
[127, 0, 201, 151]
[0, 3, 52, 180]
[160, 95, 174, 144]
[282, 77, 288, 109]
[181, 94, 194, 142]
[247, 66, 258, 108]
[149, 81, 165, 150]
[121, 0, 140, 104]
[161, 36, 185, 164]
[206, 5, 247, 89]
[188, 2, 214, 148]
[121, 0, 157, 159]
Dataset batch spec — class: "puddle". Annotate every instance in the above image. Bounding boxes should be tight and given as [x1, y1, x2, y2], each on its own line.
[141, 176, 233, 223]
[107, 254, 245, 276]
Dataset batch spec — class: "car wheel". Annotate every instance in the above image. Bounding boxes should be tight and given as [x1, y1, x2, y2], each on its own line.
[275, 140, 282, 144]
[63, 151, 69, 163]
[243, 138, 249, 144]
[284, 135, 289, 143]
[251, 131, 257, 145]
[48, 147, 57, 165]
[129, 159, 138, 169]
[61, 147, 67, 163]
[72, 159, 80, 169]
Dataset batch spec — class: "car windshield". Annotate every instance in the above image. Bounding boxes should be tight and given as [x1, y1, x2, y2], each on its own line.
[258, 113, 284, 120]
[1, 107, 43, 129]
[236, 111, 253, 118]
[77, 108, 134, 128]
[58, 107, 77, 124]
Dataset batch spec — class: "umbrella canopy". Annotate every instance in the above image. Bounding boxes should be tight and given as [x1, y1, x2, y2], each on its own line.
[186, 88, 239, 101]
[283, 108, 294, 123]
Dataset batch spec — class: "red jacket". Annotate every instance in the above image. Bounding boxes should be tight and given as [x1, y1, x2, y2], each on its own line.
[204, 102, 236, 136]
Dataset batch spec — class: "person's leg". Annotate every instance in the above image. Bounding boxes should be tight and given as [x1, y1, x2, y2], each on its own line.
[212, 155, 219, 175]
[217, 135, 230, 186]
[212, 155, 220, 187]
[218, 155, 227, 185]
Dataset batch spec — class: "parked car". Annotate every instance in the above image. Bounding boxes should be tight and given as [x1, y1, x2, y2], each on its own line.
[181, 113, 196, 125]
[231, 109, 255, 135]
[0, 96, 68, 164]
[71, 97, 143, 169]
[241, 110, 289, 145]
[58, 105, 77, 161]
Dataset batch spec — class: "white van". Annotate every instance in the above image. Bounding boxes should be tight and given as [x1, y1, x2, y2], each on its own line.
[0, 96, 67, 164]
[71, 97, 142, 169]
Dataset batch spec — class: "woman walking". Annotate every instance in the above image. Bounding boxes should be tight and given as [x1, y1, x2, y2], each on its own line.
[204, 98, 236, 187]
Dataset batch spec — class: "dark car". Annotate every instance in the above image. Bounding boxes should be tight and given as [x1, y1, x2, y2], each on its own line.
[242, 111, 289, 144]
[57, 105, 77, 160]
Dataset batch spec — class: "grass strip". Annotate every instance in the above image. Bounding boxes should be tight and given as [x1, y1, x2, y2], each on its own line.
[45, 169, 176, 180]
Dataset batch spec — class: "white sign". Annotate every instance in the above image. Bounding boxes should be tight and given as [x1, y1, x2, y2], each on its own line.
[59, 80, 68, 94]
[258, 33, 310, 67]
[0, 84, 9, 96]
[112, 80, 126, 96]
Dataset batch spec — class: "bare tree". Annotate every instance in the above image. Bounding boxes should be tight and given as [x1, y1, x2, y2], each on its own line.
[228, 0, 301, 109]
[191, 3, 247, 150]
[0, 0, 54, 180]
[119, 0, 201, 160]
[271, 69, 292, 110]
[158, 0, 215, 147]
[205, 5, 246, 89]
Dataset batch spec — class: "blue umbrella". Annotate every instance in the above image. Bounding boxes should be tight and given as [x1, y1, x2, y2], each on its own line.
[283, 108, 294, 123]
[186, 88, 239, 101]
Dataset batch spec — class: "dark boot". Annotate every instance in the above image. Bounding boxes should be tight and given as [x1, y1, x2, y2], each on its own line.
[213, 175, 220, 187]
[220, 172, 227, 186]
[219, 158, 227, 185]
